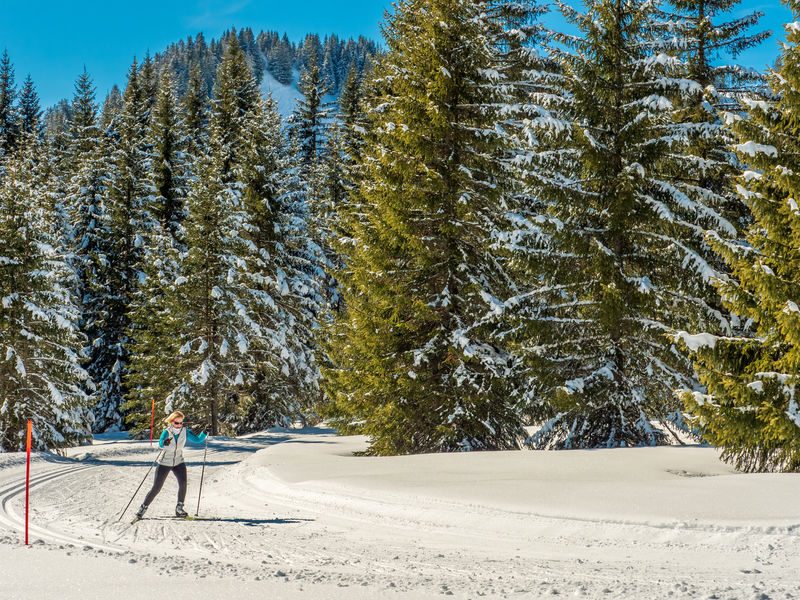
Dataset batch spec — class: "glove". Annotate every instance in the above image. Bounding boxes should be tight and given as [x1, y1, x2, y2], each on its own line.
[163, 436, 171, 446]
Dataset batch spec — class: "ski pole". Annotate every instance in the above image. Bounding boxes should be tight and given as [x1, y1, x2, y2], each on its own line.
[195, 438, 208, 517]
[117, 447, 165, 522]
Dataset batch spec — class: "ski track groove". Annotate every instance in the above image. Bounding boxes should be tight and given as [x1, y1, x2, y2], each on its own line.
[0, 463, 124, 552]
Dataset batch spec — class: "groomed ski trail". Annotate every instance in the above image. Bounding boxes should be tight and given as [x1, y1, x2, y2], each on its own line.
[0, 428, 798, 599]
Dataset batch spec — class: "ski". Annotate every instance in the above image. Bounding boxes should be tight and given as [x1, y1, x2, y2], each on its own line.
[133, 515, 218, 521]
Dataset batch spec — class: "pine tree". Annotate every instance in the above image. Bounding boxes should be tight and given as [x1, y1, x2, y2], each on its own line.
[18, 75, 42, 138]
[267, 39, 294, 85]
[291, 47, 332, 173]
[678, 3, 800, 473]
[183, 62, 209, 162]
[139, 38, 297, 435]
[149, 70, 188, 245]
[100, 85, 124, 130]
[508, 0, 737, 449]
[236, 95, 323, 430]
[65, 71, 120, 432]
[95, 59, 159, 432]
[0, 94, 93, 451]
[43, 100, 72, 143]
[338, 62, 367, 163]
[321, 0, 537, 455]
[316, 61, 372, 315]
[123, 70, 189, 432]
[139, 54, 159, 121]
[661, 0, 769, 266]
[0, 50, 18, 159]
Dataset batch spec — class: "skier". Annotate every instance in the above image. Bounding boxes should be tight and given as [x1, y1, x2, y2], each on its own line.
[135, 411, 208, 519]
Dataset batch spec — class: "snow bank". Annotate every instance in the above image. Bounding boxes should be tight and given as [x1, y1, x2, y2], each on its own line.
[238, 431, 800, 526]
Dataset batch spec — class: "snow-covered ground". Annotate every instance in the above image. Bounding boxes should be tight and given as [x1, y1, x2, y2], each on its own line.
[1, 428, 798, 599]
[260, 69, 304, 116]
[259, 68, 340, 117]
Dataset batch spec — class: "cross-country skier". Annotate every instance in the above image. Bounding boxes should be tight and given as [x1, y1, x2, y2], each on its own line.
[135, 411, 207, 519]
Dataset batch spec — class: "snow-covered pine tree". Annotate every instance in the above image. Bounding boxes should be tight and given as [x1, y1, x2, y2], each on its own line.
[152, 38, 310, 435]
[235, 94, 323, 431]
[65, 71, 121, 432]
[678, 4, 800, 473]
[183, 62, 209, 162]
[267, 39, 294, 86]
[511, 0, 735, 449]
[0, 50, 18, 159]
[660, 0, 768, 260]
[291, 45, 333, 173]
[149, 70, 188, 245]
[290, 44, 335, 330]
[124, 70, 189, 433]
[321, 0, 537, 455]
[90, 60, 159, 432]
[100, 85, 124, 130]
[138, 54, 158, 122]
[0, 96, 92, 452]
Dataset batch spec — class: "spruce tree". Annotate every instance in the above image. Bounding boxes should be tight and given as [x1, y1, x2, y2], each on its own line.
[0, 50, 18, 159]
[0, 99, 92, 451]
[140, 38, 305, 435]
[661, 0, 769, 264]
[124, 70, 189, 432]
[236, 95, 323, 430]
[291, 48, 332, 173]
[149, 70, 188, 244]
[65, 71, 120, 432]
[322, 0, 536, 455]
[96, 59, 159, 432]
[509, 0, 735, 449]
[679, 3, 800, 472]
[18, 75, 42, 138]
[183, 63, 209, 162]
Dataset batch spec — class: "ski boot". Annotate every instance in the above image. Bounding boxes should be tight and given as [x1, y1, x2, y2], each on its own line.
[134, 503, 148, 520]
[175, 502, 188, 518]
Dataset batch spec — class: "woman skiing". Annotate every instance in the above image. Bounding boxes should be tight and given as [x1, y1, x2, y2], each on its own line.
[135, 411, 207, 519]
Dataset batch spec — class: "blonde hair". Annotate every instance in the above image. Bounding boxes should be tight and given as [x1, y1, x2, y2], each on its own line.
[164, 410, 185, 425]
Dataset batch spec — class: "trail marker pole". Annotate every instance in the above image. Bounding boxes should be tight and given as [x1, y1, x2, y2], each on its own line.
[25, 419, 32, 545]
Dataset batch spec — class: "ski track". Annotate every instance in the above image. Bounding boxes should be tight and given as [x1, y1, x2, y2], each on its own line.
[0, 431, 798, 599]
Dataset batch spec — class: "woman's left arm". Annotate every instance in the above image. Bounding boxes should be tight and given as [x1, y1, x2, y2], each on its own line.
[186, 429, 208, 444]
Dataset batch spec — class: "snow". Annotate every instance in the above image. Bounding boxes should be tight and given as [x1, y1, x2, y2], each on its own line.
[259, 70, 304, 117]
[2, 428, 799, 599]
[786, 21, 800, 33]
[735, 141, 778, 158]
[675, 330, 718, 351]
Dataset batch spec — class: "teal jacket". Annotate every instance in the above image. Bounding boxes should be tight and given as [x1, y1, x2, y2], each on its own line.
[158, 428, 207, 448]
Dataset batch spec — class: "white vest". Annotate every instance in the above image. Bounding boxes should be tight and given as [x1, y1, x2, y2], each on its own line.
[158, 427, 187, 467]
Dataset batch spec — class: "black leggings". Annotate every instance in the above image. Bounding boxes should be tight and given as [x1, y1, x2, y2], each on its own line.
[143, 463, 187, 506]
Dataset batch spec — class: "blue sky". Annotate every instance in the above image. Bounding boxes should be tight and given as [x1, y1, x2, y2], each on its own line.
[0, 0, 792, 108]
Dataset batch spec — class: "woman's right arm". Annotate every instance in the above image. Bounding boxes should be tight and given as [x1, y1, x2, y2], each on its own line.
[158, 429, 170, 448]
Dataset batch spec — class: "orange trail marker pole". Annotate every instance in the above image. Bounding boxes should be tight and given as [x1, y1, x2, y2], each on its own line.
[25, 419, 32, 545]
[150, 399, 155, 447]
